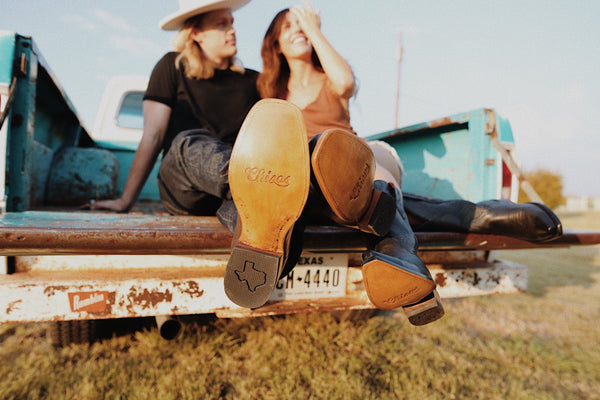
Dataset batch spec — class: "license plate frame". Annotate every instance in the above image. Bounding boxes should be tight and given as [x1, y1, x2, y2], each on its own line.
[269, 253, 348, 301]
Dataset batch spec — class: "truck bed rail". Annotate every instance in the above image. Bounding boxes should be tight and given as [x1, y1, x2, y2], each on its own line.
[1, 211, 598, 256]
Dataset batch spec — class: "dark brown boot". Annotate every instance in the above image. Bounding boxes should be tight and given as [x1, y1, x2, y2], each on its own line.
[309, 129, 396, 236]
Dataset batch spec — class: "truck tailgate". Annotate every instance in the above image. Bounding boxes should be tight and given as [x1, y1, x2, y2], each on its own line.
[1, 211, 598, 323]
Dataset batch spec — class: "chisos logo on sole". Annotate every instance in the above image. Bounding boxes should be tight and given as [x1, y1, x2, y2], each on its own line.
[68, 291, 110, 312]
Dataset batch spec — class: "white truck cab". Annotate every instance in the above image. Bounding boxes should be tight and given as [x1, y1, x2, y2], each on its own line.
[92, 75, 148, 144]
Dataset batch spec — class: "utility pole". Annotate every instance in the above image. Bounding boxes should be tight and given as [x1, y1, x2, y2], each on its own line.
[394, 31, 403, 129]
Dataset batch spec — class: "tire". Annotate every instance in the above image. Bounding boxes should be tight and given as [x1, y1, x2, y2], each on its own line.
[48, 320, 97, 347]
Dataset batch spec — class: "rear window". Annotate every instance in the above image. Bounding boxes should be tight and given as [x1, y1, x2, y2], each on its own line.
[116, 91, 144, 130]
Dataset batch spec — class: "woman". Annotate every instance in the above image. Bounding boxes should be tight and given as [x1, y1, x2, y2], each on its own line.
[257, 3, 442, 324]
[257, 3, 402, 186]
[258, 3, 563, 325]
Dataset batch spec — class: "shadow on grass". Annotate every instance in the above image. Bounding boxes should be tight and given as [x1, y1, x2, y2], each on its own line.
[89, 309, 384, 346]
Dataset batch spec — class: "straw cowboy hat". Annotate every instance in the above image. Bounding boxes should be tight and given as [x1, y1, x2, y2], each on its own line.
[159, 0, 252, 31]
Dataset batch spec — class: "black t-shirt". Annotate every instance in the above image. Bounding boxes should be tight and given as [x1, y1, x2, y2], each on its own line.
[144, 52, 261, 153]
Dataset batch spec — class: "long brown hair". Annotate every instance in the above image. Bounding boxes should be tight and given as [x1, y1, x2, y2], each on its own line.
[173, 14, 244, 80]
[257, 9, 322, 99]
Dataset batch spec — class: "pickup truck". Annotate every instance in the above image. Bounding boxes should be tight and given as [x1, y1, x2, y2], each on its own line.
[2, 32, 598, 346]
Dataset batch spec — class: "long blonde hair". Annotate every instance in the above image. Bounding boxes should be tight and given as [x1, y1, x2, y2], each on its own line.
[172, 14, 244, 80]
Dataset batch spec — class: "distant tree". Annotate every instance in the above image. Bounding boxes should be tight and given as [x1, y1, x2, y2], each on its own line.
[518, 169, 565, 209]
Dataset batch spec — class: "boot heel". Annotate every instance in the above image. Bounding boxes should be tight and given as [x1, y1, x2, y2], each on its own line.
[224, 245, 282, 309]
[403, 289, 445, 326]
[358, 187, 395, 236]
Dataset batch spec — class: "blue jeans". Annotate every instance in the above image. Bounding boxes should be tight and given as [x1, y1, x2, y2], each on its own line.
[157, 129, 237, 231]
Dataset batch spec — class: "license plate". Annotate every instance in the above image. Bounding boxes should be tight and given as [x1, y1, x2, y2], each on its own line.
[269, 253, 348, 301]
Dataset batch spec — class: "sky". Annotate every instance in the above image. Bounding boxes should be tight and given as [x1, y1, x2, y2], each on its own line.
[2, 0, 599, 197]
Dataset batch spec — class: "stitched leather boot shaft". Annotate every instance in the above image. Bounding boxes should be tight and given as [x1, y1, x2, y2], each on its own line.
[364, 181, 431, 282]
[403, 192, 562, 242]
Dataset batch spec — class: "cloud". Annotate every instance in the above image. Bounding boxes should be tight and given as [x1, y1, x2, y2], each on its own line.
[91, 9, 135, 33]
[60, 15, 97, 31]
[60, 8, 135, 34]
[60, 9, 161, 59]
[107, 35, 164, 58]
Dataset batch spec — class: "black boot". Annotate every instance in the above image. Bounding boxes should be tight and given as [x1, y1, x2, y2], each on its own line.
[362, 181, 445, 326]
[403, 192, 562, 242]
[308, 129, 396, 236]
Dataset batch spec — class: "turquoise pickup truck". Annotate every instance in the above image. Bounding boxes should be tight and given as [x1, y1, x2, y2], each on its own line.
[2, 32, 597, 346]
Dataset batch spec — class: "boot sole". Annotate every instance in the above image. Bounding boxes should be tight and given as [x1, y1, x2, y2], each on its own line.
[403, 289, 445, 326]
[312, 129, 394, 236]
[362, 253, 435, 310]
[225, 99, 310, 309]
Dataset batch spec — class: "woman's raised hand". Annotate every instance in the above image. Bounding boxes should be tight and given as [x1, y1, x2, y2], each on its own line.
[290, 0, 321, 36]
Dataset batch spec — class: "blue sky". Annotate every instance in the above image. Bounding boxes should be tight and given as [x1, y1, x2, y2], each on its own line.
[2, 0, 599, 196]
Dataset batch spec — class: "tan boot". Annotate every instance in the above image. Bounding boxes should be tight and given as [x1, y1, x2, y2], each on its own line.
[224, 99, 310, 309]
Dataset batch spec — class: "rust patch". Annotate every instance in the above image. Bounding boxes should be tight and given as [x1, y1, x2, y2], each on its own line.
[6, 299, 22, 314]
[127, 287, 173, 311]
[488, 272, 501, 285]
[471, 272, 481, 286]
[44, 285, 70, 296]
[175, 280, 205, 298]
[2, 233, 26, 241]
[427, 116, 455, 129]
[103, 291, 116, 315]
[434, 272, 447, 287]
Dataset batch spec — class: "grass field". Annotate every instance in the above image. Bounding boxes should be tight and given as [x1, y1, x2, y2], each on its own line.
[1, 212, 599, 400]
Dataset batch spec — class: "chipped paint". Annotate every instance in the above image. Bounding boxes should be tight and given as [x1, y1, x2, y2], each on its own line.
[127, 287, 173, 311]
[175, 280, 205, 298]
[0, 258, 529, 323]
[6, 299, 22, 315]
[434, 272, 447, 287]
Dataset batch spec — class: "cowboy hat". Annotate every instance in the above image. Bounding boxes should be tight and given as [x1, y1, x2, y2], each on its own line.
[159, 0, 252, 31]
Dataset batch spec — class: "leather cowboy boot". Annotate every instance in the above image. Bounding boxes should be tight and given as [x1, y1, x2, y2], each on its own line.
[309, 129, 396, 236]
[402, 193, 562, 242]
[224, 99, 310, 309]
[362, 181, 445, 326]
[307, 130, 442, 324]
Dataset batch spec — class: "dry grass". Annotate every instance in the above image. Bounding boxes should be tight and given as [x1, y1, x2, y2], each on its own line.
[1, 212, 599, 400]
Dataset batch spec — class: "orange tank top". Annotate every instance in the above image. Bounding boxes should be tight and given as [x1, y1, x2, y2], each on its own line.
[299, 84, 356, 139]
